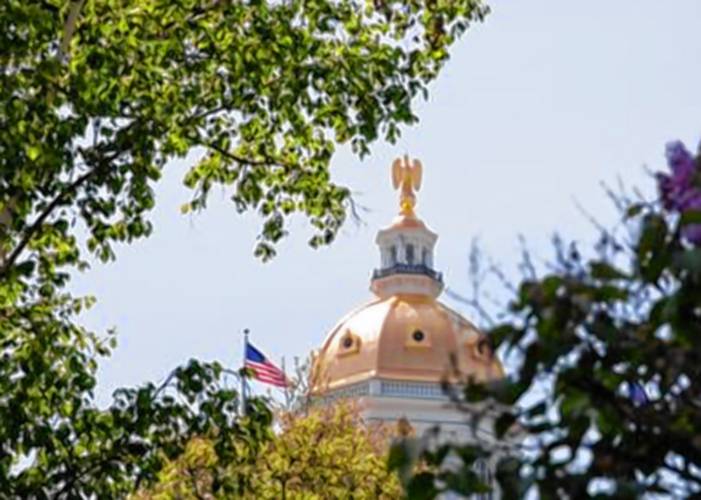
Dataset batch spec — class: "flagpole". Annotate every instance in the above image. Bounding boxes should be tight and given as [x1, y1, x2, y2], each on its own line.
[281, 356, 290, 409]
[241, 328, 249, 416]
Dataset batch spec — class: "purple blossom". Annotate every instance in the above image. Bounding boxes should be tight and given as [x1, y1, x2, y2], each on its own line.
[666, 141, 695, 177]
[657, 141, 696, 210]
[682, 224, 701, 244]
[681, 189, 701, 244]
[656, 140, 701, 244]
[656, 172, 678, 210]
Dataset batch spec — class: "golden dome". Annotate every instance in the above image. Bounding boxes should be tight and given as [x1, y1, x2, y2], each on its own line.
[310, 294, 504, 393]
[310, 157, 504, 395]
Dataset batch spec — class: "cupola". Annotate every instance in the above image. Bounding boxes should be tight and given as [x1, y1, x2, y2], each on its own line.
[371, 156, 443, 299]
[310, 157, 503, 395]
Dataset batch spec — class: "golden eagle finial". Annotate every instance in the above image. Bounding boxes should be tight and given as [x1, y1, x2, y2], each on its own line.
[392, 155, 422, 216]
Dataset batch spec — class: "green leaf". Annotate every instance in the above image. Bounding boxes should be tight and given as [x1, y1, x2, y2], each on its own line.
[406, 472, 439, 500]
[495, 412, 517, 438]
[680, 210, 701, 226]
[625, 203, 645, 219]
[590, 261, 629, 281]
[15, 260, 35, 276]
[637, 213, 669, 283]
[26, 145, 40, 161]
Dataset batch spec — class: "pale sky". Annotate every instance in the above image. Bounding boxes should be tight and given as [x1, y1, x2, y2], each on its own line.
[70, 0, 701, 404]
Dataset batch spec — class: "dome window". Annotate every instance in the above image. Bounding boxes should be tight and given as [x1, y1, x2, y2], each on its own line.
[474, 337, 494, 360]
[338, 330, 361, 356]
[406, 327, 431, 348]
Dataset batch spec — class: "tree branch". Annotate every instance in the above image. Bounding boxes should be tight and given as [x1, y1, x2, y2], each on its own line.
[0, 137, 135, 277]
[59, 0, 86, 62]
[0, 168, 97, 277]
[204, 141, 288, 169]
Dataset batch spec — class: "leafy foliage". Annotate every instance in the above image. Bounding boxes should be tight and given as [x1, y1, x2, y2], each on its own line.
[388, 427, 496, 500]
[137, 401, 401, 499]
[2, 341, 272, 497]
[396, 139, 701, 497]
[1, 0, 488, 265]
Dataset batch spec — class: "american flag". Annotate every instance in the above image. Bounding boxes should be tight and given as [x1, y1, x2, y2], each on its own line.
[244, 342, 287, 387]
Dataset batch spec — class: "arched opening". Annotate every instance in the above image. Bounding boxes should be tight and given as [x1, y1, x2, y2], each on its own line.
[406, 243, 415, 265]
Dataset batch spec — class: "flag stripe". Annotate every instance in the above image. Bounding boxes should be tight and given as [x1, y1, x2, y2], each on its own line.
[245, 360, 282, 371]
[254, 372, 285, 380]
[256, 376, 287, 387]
[245, 367, 286, 381]
[249, 370, 286, 385]
[245, 361, 285, 377]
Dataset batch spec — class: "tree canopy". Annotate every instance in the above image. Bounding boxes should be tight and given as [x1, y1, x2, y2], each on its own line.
[1, 0, 488, 267]
[393, 139, 701, 498]
[136, 401, 401, 499]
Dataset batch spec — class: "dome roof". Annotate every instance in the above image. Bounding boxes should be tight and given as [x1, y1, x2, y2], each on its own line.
[310, 156, 504, 395]
[310, 294, 504, 393]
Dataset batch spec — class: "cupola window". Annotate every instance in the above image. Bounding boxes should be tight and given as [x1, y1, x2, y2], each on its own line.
[389, 245, 397, 265]
[421, 247, 428, 266]
[406, 244, 415, 265]
[412, 330, 425, 342]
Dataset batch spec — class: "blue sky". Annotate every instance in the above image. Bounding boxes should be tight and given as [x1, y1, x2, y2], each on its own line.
[70, 0, 701, 403]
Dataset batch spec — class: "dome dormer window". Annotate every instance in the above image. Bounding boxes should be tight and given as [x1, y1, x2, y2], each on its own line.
[338, 330, 361, 357]
[473, 337, 494, 360]
[406, 327, 431, 348]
